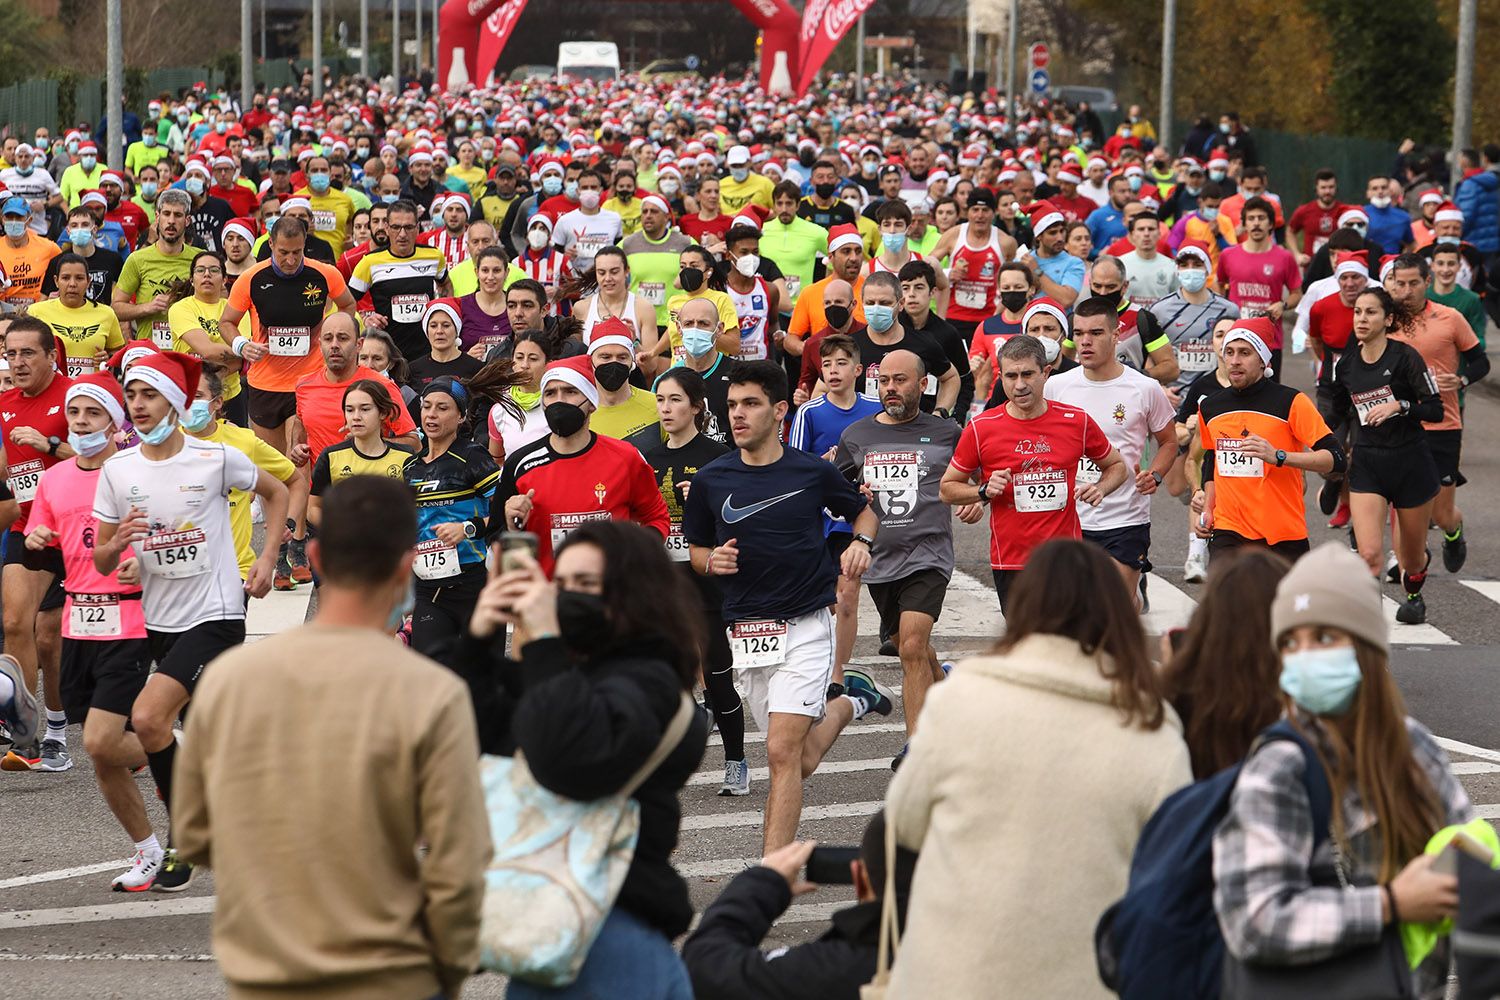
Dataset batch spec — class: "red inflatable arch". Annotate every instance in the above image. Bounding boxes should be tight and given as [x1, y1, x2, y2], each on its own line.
[437, 0, 800, 93]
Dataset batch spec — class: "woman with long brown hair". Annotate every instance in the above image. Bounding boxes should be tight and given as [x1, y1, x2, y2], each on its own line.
[1214, 542, 1473, 996]
[1161, 548, 1291, 779]
[884, 539, 1190, 999]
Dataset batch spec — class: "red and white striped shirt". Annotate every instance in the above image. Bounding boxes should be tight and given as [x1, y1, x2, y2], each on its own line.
[416, 227, 468, 269]
[517, 248, 574, 317]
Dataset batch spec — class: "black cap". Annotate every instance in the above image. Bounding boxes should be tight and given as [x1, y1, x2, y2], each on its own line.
[879, 164, 901, 178]
[492, 162, 516, 175]
[968, 188, 997, 209]
[269, 159, 291, 172]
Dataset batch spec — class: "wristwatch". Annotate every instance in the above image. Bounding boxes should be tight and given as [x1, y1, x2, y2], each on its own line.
[977, 481, 990, 502]
[463, 519, 478, 539]
[852, 532, 875, 549]
[46, 435, 60, 456]
[1151, 470, 1164, 486]
[935, 407, 952, 420]
[1274, 449, 1287, 468]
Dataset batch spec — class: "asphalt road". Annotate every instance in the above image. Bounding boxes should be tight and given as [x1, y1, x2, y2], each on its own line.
[4, 352, 1500, 998]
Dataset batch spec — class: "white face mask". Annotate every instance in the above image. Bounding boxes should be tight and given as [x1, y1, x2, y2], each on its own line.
[527, 228, 549, 249]
[733, 254, 760, 277]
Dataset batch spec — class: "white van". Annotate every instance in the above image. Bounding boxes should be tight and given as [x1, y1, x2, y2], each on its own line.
[556, 41, 620, 82]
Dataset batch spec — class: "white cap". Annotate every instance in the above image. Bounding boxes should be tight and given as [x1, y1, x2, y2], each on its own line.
[725, 145, 751, 166]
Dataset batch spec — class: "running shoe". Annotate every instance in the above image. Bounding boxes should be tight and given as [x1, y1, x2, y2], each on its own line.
[843, 668, 894, 717]
[1183, 551, 1208, 584]
[1327, 502, 1351, 529]
[719, 759, 751, 797]
[1384, 552, 1399, 584]
[36, 738, 72, 772]
[891, 743, 909, 771]
[0, 653, 39, 747]
[941, 662, 954, 678]
[878, 637, 898, 657]
[152, 850, 194, 893]
[0, 719, 11, 754]
[1, 743, 40, 771]
[288, 538, 312, 584]
[1317, 479, 1340, 517]
[1396, 592, 1427, 625]
[1443, 525, 1467, 573]
[1138, 574, 1150, 613]
[111, 849, 164, 892]
[273, 550, 296, 591]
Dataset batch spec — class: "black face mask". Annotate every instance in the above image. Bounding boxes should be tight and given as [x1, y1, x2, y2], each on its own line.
[678, 267, 704, 292]
[593, 362, 632, 392]
[544, 401, 587, 436]
[557, 590, 612, 656]
[999, 291, 1030, 314]
[824, 304, 851, 329]
[798, 150, 817, 168]
[1092, 290, 1123, 312]
[814, 182, 837, 200]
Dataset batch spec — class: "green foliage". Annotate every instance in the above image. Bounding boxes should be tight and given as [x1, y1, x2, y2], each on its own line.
[49, 69, 82, 131]
[0, 0, 51, 87]
[1309, 0, 1452, 142]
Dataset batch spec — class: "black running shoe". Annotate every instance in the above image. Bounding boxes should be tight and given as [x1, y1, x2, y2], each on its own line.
[1317, 479, 1340, 516]
[152, 850, 194, 893]
[1442, 528, 1467, 574]
[1395, 592, 1427, 625]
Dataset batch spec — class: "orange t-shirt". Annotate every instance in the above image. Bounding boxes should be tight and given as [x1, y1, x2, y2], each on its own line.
[1198, 378, 1332, 544]
[0, 237, 60, 307]
[294, 364, 416, 463]
[1390, 301, 1478, 433]
[787, 274, 868, 341]
[228, 258, 349, 393]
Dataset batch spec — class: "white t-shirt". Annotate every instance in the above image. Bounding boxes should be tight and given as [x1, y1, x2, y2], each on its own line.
[553, 208, 623, 270]
[1043, 365, 1175, 531]
[1120, 251, 1179, 307]
[93, 435, 259, 632]
[0, 167, 61, 234]
[489, 400, 549, 460]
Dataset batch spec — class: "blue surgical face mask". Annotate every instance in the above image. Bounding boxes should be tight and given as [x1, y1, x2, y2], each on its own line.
[182, 399, 214, 433]
[380, 193, 398, 204]
[1436, 235, 1461, 246]
[385, 577, 415, 632]
[1279, 646, 1362, 716]
[564, 179, 579, 199]
[1199, 206, 1218, 222]
[185, 176, 206, 196]
[80, 156, 97, 171]
[215, 121, 229, 135]
[1178, 267, 1208, 293]
[1128, 176, 1142, 192]
[3, 220, 27, 239]
[68, 428, 111, 457]
[143, 134, 157, 148]
[68, 227, 93, 248]
[141, 181, 158, 199]
[16, 164, 32, 177]
[681, 327, 716, 357]
[730, 167, 749, 183]
[308, 172, 331, 193]
[881, 232, 907, 254]
[864, 304, 896, 333]
[1209, 170, 1226, 183]
[137, 414, 178, 445]
[542, 175, 562, 196]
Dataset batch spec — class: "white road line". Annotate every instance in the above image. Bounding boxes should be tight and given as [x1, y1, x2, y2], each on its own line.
[1437, 737, 1500, 765]
[1478, 804, 1500, 820]
[1459, 580, 1500, 607]
[245, 588, 311, 639]
[0, 896, 214, 929]
[680, 857, 761, 878]
[1141, 572, 1197, 636]
[1380, 596, 1457, 645]
[0, 953, 215, 962]
[0, 860, 131, 890]
[682, 800, 881, 831]
[687, 757, 893, 787]
[1452, 761, 1500, 775]
[709, 722, 906, 747]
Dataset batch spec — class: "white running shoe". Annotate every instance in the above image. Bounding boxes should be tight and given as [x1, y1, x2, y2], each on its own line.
[112, 848, 164, 892]
[1183, 551, 1209, 584]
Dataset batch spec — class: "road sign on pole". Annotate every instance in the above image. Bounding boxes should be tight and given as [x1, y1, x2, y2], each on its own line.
[1029, 42, 1049, 69]
[1030, 68, 1050, 95]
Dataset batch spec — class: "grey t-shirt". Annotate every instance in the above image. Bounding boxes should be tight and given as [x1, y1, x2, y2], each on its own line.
[1148, 291, 1241, 392]
[835, 412, 960, 584]
[1120, 250, 1179, 307]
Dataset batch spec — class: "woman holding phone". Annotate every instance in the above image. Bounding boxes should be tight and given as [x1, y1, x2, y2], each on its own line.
[642, 367, 748, 797]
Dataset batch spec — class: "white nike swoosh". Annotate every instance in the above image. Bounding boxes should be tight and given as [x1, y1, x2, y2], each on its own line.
[721, 489, 805, 524]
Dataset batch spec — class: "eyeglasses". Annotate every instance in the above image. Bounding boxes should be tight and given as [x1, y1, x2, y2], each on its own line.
[387, 223, 417, 232]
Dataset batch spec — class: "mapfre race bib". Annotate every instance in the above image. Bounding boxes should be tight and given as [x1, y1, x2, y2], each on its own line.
[150, 320, 174, 350]
[864, 451, 920, 492]
[1012, 468, 1068, 512]
[69, 593, 122, 637]
[1076, 457, 1102, 485]
[6, 459, 43, 503]
[413, 537, 460, 580]
[265, 325, 312, 357]
[954, 281, 987, 310]
[1178, 340, 1215, 372]
[550, 510, 610, 553]
[665, 524, 691, 562]
[1215, 438, 1264, 478]
[639, 281, 665, 306]
[142, 528, 209, 579]
[1352, 386, 1396, 426]
[729, 619, 786, 670]
[391, 294, 429, 324]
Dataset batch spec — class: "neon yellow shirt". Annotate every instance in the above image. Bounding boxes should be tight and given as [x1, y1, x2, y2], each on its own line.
[194, 420, 295, 577]
[29, 298, 124, 377]
[718, 173, 775, 215]
[664, 288, 739, 359]
[295, 187, 356, 256]
[167, 295, 242, 402]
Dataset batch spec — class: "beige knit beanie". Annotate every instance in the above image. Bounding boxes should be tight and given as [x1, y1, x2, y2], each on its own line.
[1270, 542, 1389, 655]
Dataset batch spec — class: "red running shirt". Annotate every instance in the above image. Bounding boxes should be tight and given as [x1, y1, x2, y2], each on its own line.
[0, 374, 74, 532]
[949, 401, 1112, 570]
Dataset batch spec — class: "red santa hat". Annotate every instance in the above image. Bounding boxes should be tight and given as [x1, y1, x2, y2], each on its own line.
[422, 297, 463, 332]
[586, 317, 636, 356]
[1021, 297, 1068, 334]
[221, 217, 256, 246]
[639, 194, 671, 217]
[827, 223, 863, 255]
[1333, 250, 1369, 278]
[65, 373, 126, 428]
[123, 350, 202, 417]
[1434, 201, 1464, 225]
[539, 355, 599, 408]
[1223, 317, 1279, 378]
[108, 339, 162, 372]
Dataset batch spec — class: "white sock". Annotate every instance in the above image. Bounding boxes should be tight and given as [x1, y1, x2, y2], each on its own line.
[0, 672, 12, 702]
[135, 833, 162, 857]
[845, 693, 870, 721]
[1187, 535, 1208, 560]
[45, 709, 66, 744]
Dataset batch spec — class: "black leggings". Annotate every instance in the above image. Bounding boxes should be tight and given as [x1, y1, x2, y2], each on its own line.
[412, 569, 487, 658]
[693, 581, 744, 763]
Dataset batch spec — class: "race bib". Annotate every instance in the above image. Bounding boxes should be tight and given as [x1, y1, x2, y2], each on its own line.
[1215, 438, 1264, 478]
[923, 373, 938, 397]
[784, 275, 801, 302]
[7, 458, 43, 503]
[864, 362, 881, 399]
[954, 281, 987, 310]
[391, 294, 429, 324]
[312, 209, 336, 233]
[1076, 457, 1102, 485]
[1178, 340, 1215, 372]
[66, 356, 94, 378]
[550, 510, 610, 553]
[729, 619, 787, 670]
[1013, 468, 1068, 513]
[639, 281, 665, 306]
[1352, 387, 1396, 426]
[265, 325, 312, 357]
[737, 336, 767, 361]
[864, 450, 920, 492]
[665, 524, 691, 562]
[150, 320, 173, 350]
[413, 537, 460, 580]
[143, 528, 209, 579]
[69, 593, 121, 637]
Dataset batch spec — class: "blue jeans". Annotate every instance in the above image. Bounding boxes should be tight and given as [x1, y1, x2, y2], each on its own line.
[505, 907, 692, 1000]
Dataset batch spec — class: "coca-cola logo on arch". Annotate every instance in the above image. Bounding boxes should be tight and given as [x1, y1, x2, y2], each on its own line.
[817, 0, 871, 41]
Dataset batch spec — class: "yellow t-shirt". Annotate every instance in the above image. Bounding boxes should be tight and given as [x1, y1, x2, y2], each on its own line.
[603, 196, 644, 236]
[590, 385, 664, 451]
[195, 420, 295, 577]
[297, 188, 356, 256]
[167, 296, 242, 402]
[718, 173, 775, 214]
[664, 289, 739, 360]
[448, 163, 488, 199]
[28, 298, 124, 377]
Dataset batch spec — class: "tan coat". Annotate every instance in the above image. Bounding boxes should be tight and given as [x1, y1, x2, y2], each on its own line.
[885, 633, 1192, 999]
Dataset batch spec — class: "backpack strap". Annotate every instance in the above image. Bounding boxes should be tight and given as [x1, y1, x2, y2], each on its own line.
[1257, 719, 1334, 849]
[619, 691, 695, 800]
